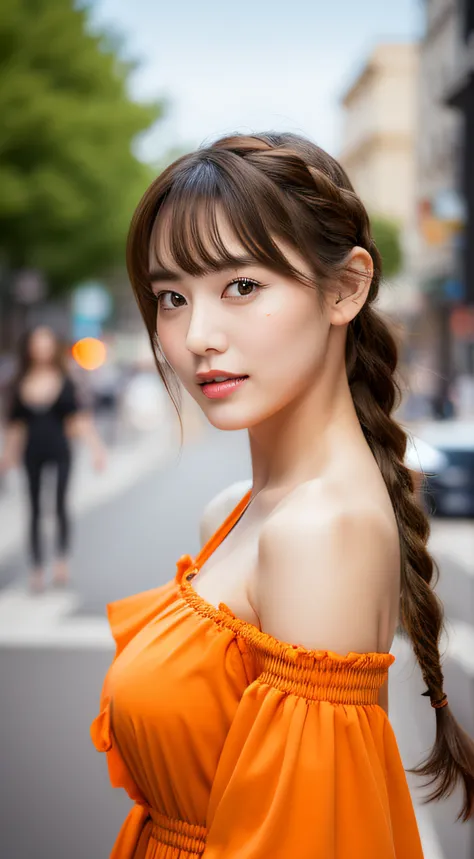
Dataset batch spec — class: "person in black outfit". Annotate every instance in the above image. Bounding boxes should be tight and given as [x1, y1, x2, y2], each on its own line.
[0, 326, 107, 592]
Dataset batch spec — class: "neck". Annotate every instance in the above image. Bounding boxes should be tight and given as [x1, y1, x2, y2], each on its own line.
[247, 369, 365, 499]
[30, 361, 56, 371]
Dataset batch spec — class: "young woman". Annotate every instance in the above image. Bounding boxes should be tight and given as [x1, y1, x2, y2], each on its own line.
[0, 325, 106, 590]
[90, 132, 474, 858]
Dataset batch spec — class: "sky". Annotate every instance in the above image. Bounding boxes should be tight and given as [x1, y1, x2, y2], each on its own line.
[90, 0, 424, 163]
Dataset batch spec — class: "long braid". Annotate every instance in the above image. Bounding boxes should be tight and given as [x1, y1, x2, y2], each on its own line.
[341, 195, 474, 821]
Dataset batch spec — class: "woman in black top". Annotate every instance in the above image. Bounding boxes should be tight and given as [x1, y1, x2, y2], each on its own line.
[0, 325, 107, 591]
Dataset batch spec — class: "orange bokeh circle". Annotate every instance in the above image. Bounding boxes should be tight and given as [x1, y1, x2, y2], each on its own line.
[71, 337, 107, 370]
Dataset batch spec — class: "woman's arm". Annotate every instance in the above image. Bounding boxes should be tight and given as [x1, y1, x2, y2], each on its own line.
[0, 421, 26, 472]
[66, 411, 107, 471]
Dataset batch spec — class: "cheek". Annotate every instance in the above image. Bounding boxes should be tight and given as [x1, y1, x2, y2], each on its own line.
[251, 298, 324, 374]
[156, 322, 182, 371]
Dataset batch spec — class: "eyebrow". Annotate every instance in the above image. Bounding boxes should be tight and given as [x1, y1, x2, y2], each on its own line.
[148, 256, 260, 284]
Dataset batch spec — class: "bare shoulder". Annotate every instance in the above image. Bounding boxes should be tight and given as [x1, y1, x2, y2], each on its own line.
[256, 480, 400, 655]
[200, 479, 253, 547]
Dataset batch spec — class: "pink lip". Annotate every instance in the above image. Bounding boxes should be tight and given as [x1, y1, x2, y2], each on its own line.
[200, 376, 248, 399]
[196, 369, 242, 383]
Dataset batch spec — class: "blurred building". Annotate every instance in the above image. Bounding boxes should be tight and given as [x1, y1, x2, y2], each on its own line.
[339, 43, 422, 322]
[340, 43, 419, 225]
[415, 0, 474, 417]
[443, 0, 474, 417]
[414, 0, 464, 413]
[339, 11, 474, 420]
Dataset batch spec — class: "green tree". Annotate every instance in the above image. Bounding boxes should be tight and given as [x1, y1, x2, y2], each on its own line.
[370, 215, 403, 279]
[0, 0, 163, 294]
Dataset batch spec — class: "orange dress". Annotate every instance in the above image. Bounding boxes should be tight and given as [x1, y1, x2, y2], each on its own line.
[91, 489, 424, 858]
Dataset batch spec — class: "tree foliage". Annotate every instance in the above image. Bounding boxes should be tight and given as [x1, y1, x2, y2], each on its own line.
[370, 214, 403, 279]
[0, 0, 163, 294]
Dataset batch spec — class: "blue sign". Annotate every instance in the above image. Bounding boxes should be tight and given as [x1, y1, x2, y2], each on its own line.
[72, 282, 112, 341]
[72, 316, 102, 341]
[72, 282, 112, 322]
[432, 189, 466, 224]
[443, 278, 465, 301]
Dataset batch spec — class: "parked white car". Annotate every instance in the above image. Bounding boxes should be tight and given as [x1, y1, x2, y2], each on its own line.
[405, 421, 474, 517]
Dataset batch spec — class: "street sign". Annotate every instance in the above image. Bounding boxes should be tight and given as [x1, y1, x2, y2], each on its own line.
[71, 282, 112, 341]
[72, 282, 112, 322]
[72, 316, 102, 341]
[443, 278, 465, 301]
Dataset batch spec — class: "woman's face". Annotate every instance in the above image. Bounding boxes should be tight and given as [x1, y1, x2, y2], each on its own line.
[149, 213, 333, 432]
[28, 327, 58, 365]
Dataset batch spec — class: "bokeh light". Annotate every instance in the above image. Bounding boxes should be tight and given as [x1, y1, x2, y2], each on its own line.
[71, 337, 107, 370]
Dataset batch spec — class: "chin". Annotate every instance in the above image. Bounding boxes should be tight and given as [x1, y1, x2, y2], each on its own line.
[203, 409, 252, 432]
[201, 399, 280, 433]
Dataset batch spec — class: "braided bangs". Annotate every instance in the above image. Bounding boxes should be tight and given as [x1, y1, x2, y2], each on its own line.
[128, 133, 371, 327]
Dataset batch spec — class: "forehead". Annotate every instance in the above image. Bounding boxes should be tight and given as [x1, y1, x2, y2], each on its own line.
[148, 201, 313, 285]
[148, 203, 245, 275]
[32, 327, 54, 341]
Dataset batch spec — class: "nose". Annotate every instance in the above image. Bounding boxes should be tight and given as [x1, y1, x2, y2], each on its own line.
[185, 305, 228, 355]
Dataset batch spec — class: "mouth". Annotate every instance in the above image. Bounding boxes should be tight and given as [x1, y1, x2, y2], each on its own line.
[198, 374, 248, 385]
[199, 376, 249, 399]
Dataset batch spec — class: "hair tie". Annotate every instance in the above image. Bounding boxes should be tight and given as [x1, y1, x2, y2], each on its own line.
[432, 694, 449, 710]
[421, 689, 449, 709]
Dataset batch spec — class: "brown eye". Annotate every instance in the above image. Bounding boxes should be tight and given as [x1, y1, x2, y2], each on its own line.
[236, 278, 255, 295]
[157, 291, 186, 311]
[169, 293, 185, 307]
[225, 277, 261, 298]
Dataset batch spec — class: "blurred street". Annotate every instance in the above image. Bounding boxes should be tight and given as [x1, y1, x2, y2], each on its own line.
[0, 416, 473, 859]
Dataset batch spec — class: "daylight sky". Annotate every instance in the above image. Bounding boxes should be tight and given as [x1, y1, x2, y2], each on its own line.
[91, 0, 424, 162]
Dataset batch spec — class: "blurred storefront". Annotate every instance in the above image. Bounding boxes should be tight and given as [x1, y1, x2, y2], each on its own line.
[413, 0, 474, 418]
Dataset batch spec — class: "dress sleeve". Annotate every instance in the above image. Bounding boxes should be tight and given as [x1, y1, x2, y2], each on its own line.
[203, 644, 423, 859]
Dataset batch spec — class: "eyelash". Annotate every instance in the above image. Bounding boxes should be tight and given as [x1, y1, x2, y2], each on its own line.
[154, 277, 264, 312]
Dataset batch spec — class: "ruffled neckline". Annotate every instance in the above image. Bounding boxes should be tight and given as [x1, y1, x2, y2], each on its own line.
[175, 551, 395, 672]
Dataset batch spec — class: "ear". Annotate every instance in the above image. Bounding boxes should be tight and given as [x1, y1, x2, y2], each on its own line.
[328, 246, 374, 327]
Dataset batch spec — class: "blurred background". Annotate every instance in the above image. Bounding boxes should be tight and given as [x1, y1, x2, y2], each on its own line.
[1, 1, 473, 857]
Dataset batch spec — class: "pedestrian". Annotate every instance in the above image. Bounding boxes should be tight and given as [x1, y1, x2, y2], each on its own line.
[0, 325, 107, 591]
[91, 132, 474, 857]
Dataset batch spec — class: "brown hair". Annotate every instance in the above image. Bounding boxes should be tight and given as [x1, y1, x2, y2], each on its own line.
[5, 325, 70, 417]
[126, 131, 474, 821]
